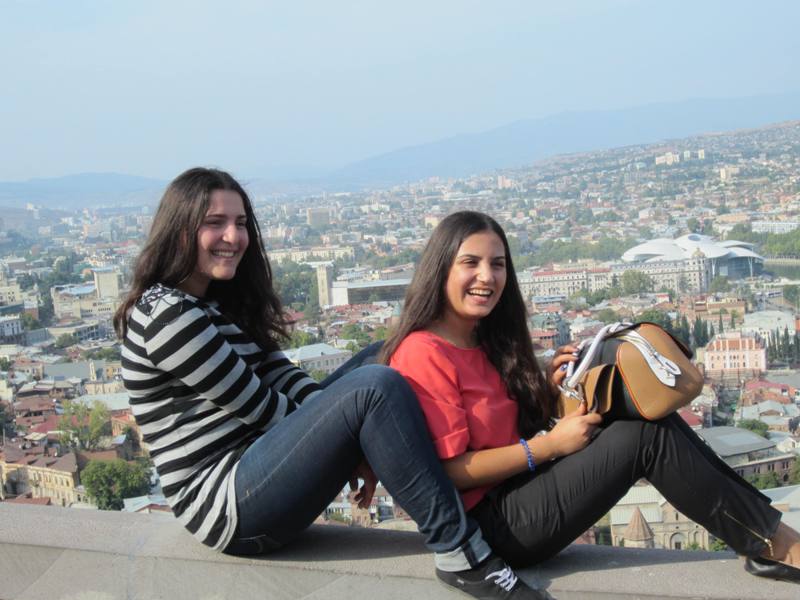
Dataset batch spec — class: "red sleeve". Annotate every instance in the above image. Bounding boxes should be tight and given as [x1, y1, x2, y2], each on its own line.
[390, 336, 469, 459]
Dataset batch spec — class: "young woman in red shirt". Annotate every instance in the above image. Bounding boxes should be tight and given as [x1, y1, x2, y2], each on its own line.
[381, 210, 800, 592]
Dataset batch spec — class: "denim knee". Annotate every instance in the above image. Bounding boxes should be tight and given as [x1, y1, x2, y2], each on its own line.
[351, 364, 414, 398]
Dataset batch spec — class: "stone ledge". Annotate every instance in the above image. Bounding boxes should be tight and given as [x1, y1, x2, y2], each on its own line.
[0, 504, 798, 599]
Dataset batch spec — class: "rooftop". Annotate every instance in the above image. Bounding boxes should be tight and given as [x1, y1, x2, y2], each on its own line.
[1, 503, 798, 599]
[696, 426, 775, 457]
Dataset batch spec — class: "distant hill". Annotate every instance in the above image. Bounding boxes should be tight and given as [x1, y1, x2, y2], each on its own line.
[0, 173, 165, 209]
[4, 93, 800, 201]
[326, 92, 800, 187]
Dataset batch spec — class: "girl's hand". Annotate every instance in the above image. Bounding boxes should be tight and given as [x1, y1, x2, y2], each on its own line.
[546, 401, 602, 457]
[548, 344, 580, 388]
[350, 460, 377, 509]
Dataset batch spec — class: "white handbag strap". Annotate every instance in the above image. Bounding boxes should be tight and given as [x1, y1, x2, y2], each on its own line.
[564, 322, 681, 389]
[565, 322, 631, 387]
[616, 330, 681, 386]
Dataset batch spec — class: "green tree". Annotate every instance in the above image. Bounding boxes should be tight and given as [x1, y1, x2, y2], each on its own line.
[788, 460, 800, 485]
[736, 419, 769, 438]
[747, 471, 781, 490]
[685, 542, 702, 551]
[309, 369, 328, 383]
[784, 284, 800, 309]
[288, 330, 319, 348]
[637, 309, 674, 334]
[690, 317, 701, 347]
[58, 401, 110, 450]
[55, 334, 78, 349]
[708, 276, 731, 294]
[595, 308, 621, 324]
[710, 539, 729, 552]
[81, 459, 151, 510]
[340, 323, 372, 349]
[82, 346, 121, 361]
[621, 270, 653, 295]
[272, 261, 316, 309]
[20, 313, 42, 331]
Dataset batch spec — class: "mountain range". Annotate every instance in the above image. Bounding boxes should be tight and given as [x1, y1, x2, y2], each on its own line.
[2, 92, 799, 207]
[325, 92, 800, 186]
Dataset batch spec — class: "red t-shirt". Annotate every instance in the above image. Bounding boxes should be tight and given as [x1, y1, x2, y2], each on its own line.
[390, 330, 520, 510]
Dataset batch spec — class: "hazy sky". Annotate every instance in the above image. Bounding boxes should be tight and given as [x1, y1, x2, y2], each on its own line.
[2, 0, 798, 181]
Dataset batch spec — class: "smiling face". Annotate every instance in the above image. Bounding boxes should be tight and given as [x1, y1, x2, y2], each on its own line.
[179, 189, 249, 297]
[441, 230, 507, 339]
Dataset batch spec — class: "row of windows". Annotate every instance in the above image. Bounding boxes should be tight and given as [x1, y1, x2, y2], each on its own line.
[29, 471, 73, 487]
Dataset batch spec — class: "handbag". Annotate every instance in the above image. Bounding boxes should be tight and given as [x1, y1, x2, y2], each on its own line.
[557, 322, 703, 421]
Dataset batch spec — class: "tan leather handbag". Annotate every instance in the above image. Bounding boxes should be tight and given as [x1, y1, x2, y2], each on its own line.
[557, 322, 704, 421]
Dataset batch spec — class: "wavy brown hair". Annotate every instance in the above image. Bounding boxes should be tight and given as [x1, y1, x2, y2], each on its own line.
[113, 167, 287, 350]
[380, 211, 556, 437]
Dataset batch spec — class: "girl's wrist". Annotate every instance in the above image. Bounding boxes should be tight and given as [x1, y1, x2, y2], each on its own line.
[528, 432, 558, 462]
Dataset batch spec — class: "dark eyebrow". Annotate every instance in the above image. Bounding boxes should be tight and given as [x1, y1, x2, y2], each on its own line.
[204, 212, 247, 218]
[456, 253, 506, 261]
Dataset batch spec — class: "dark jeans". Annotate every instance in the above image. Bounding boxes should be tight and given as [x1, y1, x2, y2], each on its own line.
[471, 414, 782, 567]
[226, 348, 490, 571]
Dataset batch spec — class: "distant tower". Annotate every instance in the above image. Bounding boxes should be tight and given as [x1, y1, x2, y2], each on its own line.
[316, 263, 334, 308]
[623, 507, 655, 549]
[93, 268, 121, 299]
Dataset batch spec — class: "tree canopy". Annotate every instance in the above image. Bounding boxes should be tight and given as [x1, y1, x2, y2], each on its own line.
[81, 459, 151, 510]
[55, 333, 78, 349]
[736, 419, 769, 438]
[58, 401, 110, 451]
[621, 270, 653, 295]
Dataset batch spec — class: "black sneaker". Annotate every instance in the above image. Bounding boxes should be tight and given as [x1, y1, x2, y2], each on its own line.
[436, 554, 555, 599]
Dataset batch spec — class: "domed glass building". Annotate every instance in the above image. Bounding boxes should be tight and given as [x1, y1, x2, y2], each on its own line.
[621, 234, 763, 280]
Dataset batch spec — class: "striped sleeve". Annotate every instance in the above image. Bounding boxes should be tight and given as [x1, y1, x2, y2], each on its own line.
[141, 301, 288, 432]
[257, 350, 321, 406]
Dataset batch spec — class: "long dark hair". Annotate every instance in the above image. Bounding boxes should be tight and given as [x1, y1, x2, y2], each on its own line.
[113, 167, 287, 349]
[380, 211, 556, 437]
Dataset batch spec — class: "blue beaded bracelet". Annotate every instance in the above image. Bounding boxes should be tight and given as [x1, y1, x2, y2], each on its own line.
[519, 438, 535, 473]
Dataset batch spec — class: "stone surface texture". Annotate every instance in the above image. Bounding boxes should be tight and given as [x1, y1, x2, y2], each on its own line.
[0, 503, 798, 599]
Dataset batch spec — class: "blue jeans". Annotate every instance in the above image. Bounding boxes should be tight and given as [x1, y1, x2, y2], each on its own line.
[227, 357, 490, 571]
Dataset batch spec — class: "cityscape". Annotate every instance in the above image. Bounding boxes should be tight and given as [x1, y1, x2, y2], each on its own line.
[5, 1, 800, 596]
[1, 118, 800, 558]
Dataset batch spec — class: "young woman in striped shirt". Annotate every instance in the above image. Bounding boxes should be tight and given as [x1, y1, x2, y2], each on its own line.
[115, 168, 548, 600]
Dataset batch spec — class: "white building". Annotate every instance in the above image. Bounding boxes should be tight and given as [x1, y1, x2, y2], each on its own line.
[622, 234, 762, 281]
[92, 268, 122, 299]
[0, 315, 23, 343]
[284, 343, 352, 376]
[742, 310, 796, 343]
[330, 279, 410, 307]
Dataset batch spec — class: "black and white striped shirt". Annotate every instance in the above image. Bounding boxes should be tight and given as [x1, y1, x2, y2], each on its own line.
[121, 284, 320, 550]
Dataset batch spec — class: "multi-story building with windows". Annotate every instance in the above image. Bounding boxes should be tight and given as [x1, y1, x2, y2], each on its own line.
[0, 447, 91, 506]
[703, 332, 766, 381]
[51, 284, 119, 321]
[269, 245, 355, 264]
[697, 426, 796, 484]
